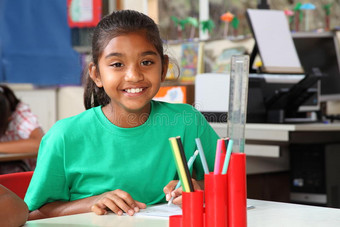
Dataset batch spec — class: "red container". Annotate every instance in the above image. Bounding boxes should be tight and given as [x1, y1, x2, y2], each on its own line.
[169, 215, 182, 227]
[204, 173, 228, 227]
[227, 153, 247, 227]
[182, 190, 204, 227]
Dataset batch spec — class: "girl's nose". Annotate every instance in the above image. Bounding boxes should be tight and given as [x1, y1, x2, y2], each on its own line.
[125, 65, 143, 82]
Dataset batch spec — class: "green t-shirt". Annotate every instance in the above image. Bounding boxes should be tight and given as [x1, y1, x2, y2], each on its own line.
[24, 101, 219, 211]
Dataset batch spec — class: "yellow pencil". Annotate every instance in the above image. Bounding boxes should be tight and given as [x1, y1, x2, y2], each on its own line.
[169, 137, 192, 192]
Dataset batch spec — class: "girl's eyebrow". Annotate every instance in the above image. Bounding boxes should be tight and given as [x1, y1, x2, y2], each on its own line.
[105, 50, 158, 59]
[105, 52, 123, 59]
[141, 51, 158, 56]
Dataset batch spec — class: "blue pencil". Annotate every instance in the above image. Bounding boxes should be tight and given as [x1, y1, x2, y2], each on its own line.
[222, 139, 234, 174]
[195, 138, 209, 174]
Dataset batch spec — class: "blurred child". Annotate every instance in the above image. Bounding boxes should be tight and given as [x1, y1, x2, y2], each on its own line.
[0, 85, 44, 174]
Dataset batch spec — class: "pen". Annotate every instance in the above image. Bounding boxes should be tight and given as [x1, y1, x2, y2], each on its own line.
[168, 150, 199, 205]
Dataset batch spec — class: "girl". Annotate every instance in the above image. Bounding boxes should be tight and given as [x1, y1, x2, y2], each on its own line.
[25, 10, 219, 219]
[0, 84, 44, 174]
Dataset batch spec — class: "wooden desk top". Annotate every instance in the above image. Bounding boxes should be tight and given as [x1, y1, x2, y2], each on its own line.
[0, 152, 37, 162]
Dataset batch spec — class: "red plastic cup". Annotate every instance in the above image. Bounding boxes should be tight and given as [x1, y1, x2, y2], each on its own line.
[169, 215, 182, 227]
[204, 173, 228, 227]
[227, 153, 247, 227]
[182, 190, 204, 227]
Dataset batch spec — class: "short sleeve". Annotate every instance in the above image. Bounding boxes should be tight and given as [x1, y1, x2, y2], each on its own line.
[24, 124, 70, 211]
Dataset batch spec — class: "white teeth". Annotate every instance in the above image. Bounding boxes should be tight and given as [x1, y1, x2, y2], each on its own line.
[126, 88, 143, 93]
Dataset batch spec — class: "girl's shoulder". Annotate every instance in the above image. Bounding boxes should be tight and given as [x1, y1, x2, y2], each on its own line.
[48, 107, 100, 133]
[152, 100, 199, 114]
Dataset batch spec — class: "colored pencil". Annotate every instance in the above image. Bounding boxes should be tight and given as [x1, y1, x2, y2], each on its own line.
[214, 139, 225, 174]
[169, 137, 193, 193]
[222, 139, 234, 174]
[176, 136, 194, 192]
[195, 138, 209, 174]
[168, 150, 199, 205]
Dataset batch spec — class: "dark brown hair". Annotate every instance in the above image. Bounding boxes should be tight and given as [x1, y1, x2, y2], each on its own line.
[83, 10, 166, 110]
[0, 85, 20, 136]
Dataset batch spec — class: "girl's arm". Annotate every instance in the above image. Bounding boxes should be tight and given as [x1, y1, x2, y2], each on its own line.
[0, 185, 29, 226]
[0, 127, 44, 153]
[28, 189, 147, 220]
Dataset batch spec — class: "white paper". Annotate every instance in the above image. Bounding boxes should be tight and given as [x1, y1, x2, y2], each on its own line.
[123, 203, 255, 218]
[134, 204, 182, 217]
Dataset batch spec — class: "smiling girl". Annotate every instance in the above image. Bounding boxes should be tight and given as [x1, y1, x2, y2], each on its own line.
[25, 10, 219, 220]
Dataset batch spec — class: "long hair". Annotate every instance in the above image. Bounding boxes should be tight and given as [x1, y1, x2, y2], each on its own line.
[0, 85, 20, 137]
[83, 10, 165, 110]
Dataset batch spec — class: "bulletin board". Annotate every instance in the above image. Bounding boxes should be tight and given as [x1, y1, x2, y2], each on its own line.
[1, 0, 82, 85]
[67, 0, 102, 28]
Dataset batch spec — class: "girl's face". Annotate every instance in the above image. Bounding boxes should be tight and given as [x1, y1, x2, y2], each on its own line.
[90, 31, 168, 115]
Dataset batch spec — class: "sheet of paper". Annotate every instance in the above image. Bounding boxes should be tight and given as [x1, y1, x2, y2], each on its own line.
[122, 203, 255, 218]
[133, 204, 182, 217]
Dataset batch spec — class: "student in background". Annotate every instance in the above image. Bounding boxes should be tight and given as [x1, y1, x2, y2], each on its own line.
[0, 184, 28, 226]
[25, 10, 219, 220]
[0, 85, 44, 174]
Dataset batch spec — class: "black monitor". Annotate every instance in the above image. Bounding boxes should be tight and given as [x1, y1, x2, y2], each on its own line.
[292, 32, 340, 101]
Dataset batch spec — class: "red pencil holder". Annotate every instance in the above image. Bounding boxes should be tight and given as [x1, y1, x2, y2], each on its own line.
[227, 153, 247, 227]
[169, 190, 204, 227]
[182, 190, 204, 227]
[204, 173, 228, 227]
[169, 215, 182, 227]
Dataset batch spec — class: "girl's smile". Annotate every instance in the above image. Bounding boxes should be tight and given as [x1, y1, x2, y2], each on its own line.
[89, 31, 168, 127]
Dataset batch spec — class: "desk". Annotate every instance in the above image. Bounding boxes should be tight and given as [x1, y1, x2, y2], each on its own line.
[25, 213, 167, 227]
[0, 152, 37, 162]
[248, 199, 340, 226]
[210, 123, 340, 174]
[24, 199, 340, 227]
[211, 123, 340, 206]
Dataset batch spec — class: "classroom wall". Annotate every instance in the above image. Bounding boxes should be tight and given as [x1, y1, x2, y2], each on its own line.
[166, 38, 255, 66]
[11, 34, 340, 132]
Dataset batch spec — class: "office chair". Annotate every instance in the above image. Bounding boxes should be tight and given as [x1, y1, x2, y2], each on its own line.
[0, 171, 33, 200]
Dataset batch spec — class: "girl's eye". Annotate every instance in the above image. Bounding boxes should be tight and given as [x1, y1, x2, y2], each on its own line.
[141, 60, 153, 66]
[111, 62, 123, 67]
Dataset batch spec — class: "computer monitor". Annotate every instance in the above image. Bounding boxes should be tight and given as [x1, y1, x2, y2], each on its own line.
[292, 32, 340, 101]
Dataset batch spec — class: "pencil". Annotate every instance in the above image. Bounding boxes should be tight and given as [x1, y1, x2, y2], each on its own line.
[195, 138, 209, 174]
[222, 139, 234, 174]
[169, 137, 192, 193]
[176, 136, 194, 192]
[214, 139, 224, 174]
[168, 150, 199, 205]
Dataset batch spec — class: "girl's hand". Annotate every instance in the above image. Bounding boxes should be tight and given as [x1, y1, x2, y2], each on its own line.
[163, 179, 201, 207]
[91, 189, 146, 216]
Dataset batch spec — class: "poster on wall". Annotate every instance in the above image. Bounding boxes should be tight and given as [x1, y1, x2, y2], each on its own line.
[67, 0, 102, 27]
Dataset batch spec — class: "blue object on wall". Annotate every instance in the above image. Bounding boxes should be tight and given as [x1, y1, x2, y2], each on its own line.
[0, 0, 82, 85]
